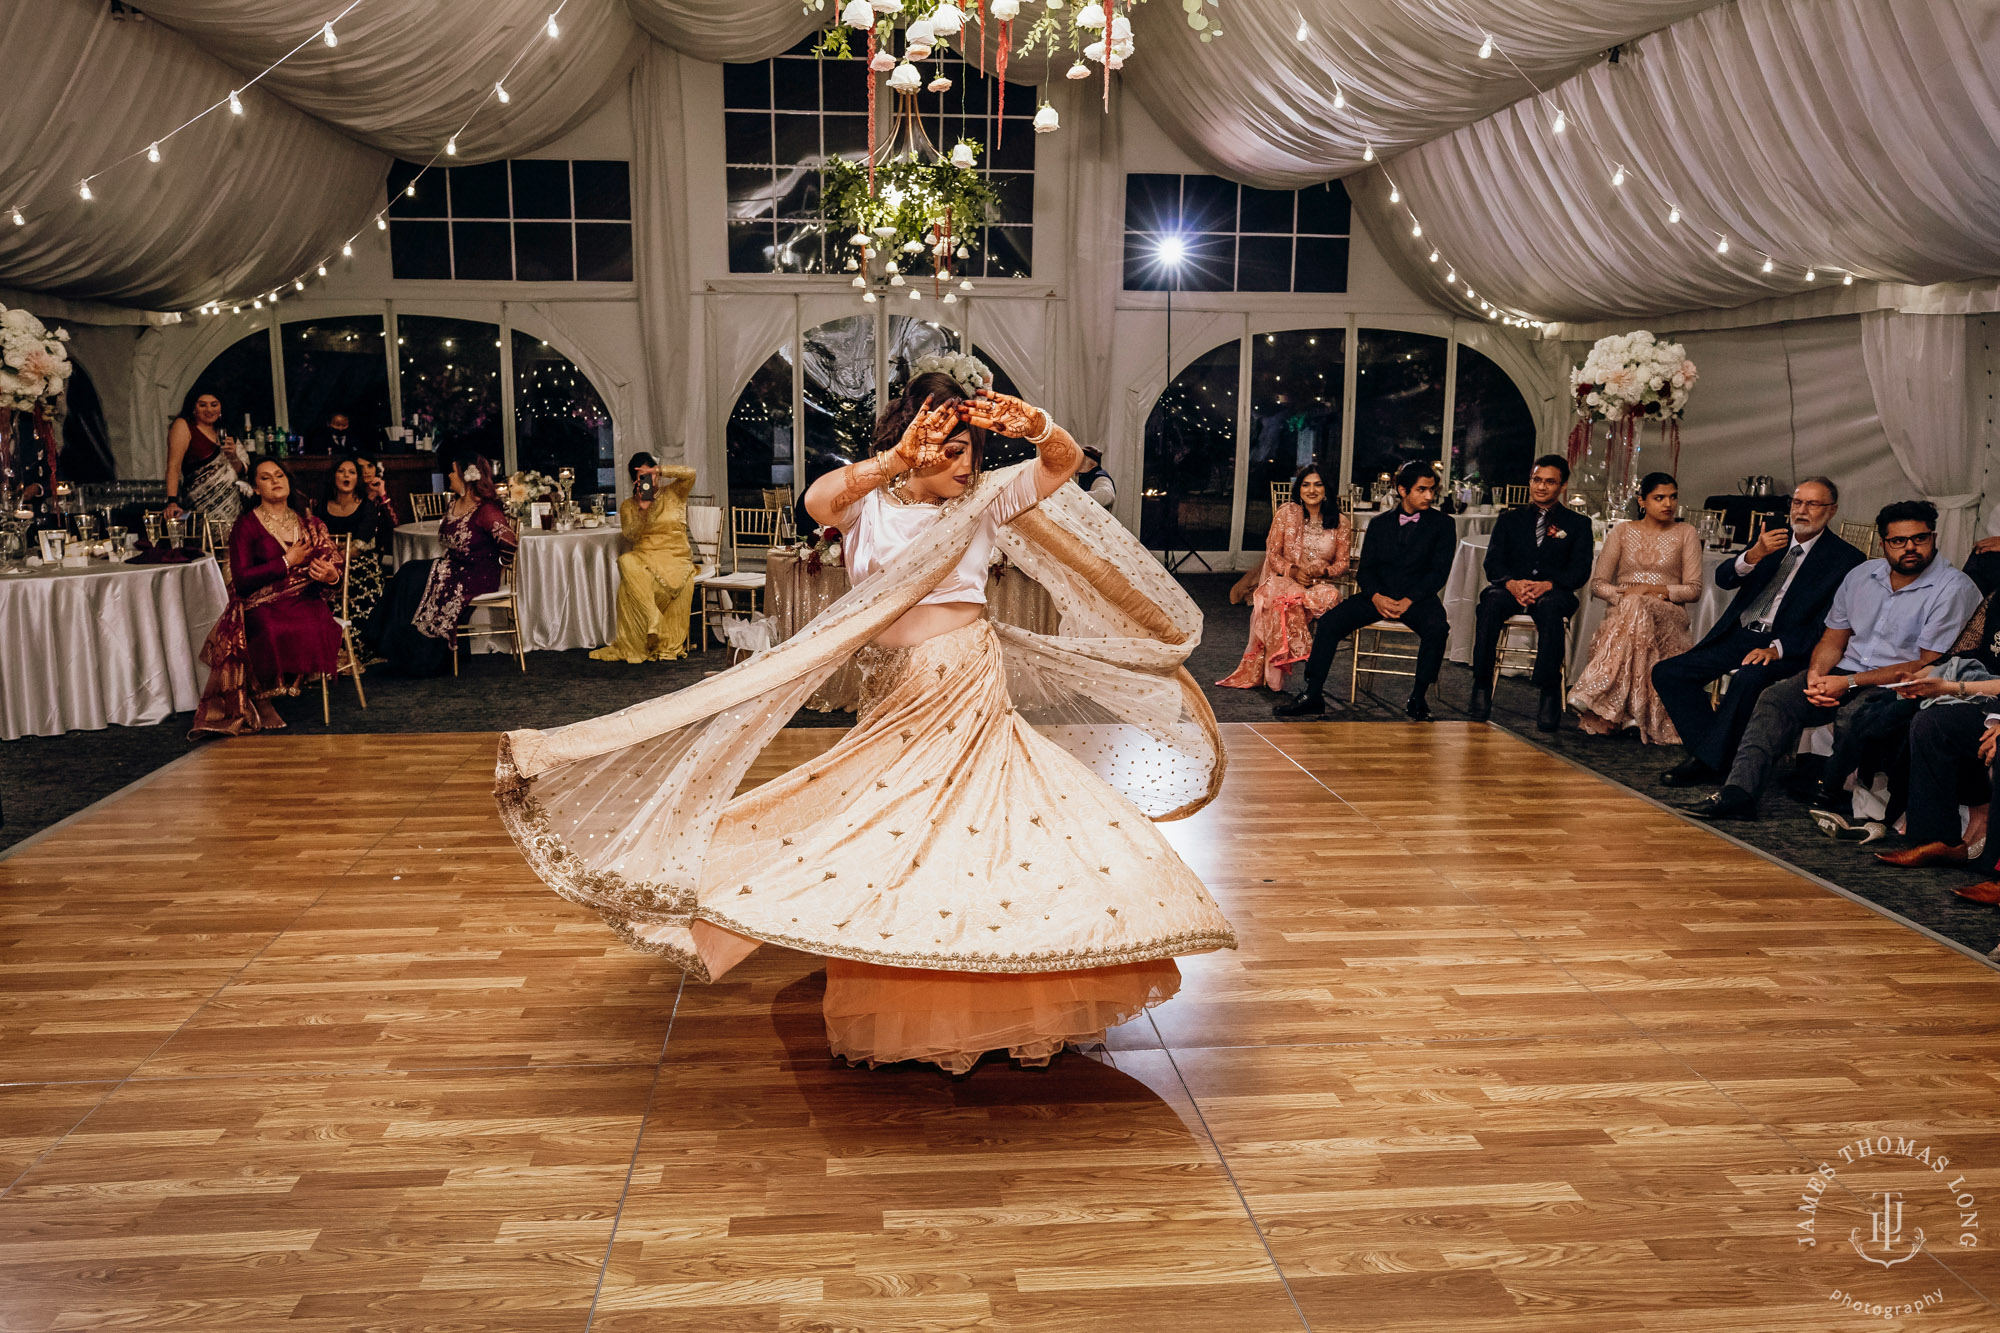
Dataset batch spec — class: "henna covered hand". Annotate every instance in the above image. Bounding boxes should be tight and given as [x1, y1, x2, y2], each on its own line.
[890, 398, 969, 475]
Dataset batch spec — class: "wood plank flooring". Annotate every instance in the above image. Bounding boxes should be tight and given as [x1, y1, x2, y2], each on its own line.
[3, 724, 1999, 1330]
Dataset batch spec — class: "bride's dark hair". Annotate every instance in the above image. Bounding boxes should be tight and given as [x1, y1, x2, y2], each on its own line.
[872, 370, 986, 474]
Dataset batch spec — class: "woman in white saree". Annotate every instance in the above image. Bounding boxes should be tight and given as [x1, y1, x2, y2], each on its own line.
[497, 368, 1235, 1073]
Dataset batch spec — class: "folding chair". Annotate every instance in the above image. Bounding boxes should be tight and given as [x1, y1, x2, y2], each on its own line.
[323, 534, 369, 723]
[452, 562, 526, 674]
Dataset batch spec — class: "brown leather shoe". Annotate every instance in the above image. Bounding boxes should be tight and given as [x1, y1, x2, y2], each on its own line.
[1875, 841, 1970, 868]
[1952, 881, 2000, 905]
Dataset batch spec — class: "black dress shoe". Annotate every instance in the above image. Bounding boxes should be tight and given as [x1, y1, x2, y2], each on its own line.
[1659, 756, 1717, 787]
[1467, 686, 1492, 721]
[1274, 692, 1326, 718]
[1537, 689, 1562, 733]
[1678, 785, 1757, 821]
[1405, 694, 1433, 722]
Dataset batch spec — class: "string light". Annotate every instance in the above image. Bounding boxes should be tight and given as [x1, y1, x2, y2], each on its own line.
[322, 22, 337, 46]
[1715, 236, 1729, 254]
[445, 138, 458, 155]
[317, 264, 327, 276]
[1427, 249, 1439, 262]
[1667, 205, 1680, 224]
[1478, 34, 1493, 58]
[1611, 165, 1625, 187]
[1410, 220, 1422, 237]
[342, 241, 354, 256]
[1761, 257, 1774, 273]
[376, 217, 387, 229]
[294, 279, 305, 290]
[1551, 107, 1565, 134]
[1805, 268, 1817, 282]
[77, 180, 92, 201]
[10, 210, 21, 226]
[495, 82, 511, 104]
[1294, 15, 1309, 41]
[229, 90, 245, 115]
[546, 13, 560, 38]
[1389, 185, 1400, 203]
[147, 142, 161, 164]
[1843, 272, 1855, 285]
[1361, 144, 1374, 161]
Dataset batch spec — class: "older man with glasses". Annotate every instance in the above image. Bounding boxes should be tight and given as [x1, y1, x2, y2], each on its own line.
[1676, 500, 1981, 822]
[1654, 477, 1867, 789]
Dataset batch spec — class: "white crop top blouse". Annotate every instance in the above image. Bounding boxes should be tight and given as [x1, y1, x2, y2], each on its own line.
[839, 465, 1042, 606]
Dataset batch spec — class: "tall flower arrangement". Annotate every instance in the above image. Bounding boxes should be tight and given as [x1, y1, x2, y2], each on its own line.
[1567, 330, 1697, 498]
[0, 303, 74, 499]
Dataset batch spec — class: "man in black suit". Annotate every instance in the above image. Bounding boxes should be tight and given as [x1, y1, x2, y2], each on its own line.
[1468, 454, 1595, 732]
[307, 410, 360, 457]
[1653, 476, 1865, 787]
[1277, 460, 1455, 721]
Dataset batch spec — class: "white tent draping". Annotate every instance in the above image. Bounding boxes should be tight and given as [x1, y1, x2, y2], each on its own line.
[1357, 0, 2000, 324]
[1861, 311, 1982, 564]
[632, 41, 695, 459]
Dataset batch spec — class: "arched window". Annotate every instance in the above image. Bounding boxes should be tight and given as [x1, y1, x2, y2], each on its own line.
[398, 315, 502, 459]
[283, 316, 389, 443]
[513, 332, 615, 495]
[1351, 329, 1446, 490]
[1141, 339, 1239, 554]
[188, 327, 276, 435]
[1246, 329, 1343, 547]
[727, 347, 794, 510]
[801, 315, 877, 486]
[1452, 344, 1536, 491]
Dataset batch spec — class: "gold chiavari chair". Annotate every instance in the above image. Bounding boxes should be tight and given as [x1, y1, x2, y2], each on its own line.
[1499, 484, 1530, 507]
[453, 562, 527, 674]
[203, 515, 232, 555]
[687, 504, 723, 651]
[760, 486, 795, 511]
[322, 534, 369, 723]
[697, 506, 779, 627]
[1839, 520, 1882, 559]
[410, 491, 452, 521]
[1270, 480, 1293, 509]
[1350, 622, 1423, 700]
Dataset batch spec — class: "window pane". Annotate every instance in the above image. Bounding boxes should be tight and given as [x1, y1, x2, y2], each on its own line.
[513, 331, 615, 495]
[1297, 181, 1350, 235]
[1294, 237, 1349, 293]
[774, 221, 825, 273]
[389, 160, 445, 218]
[397, 315, 502, 461]
[449, 162, 509, 218]
[773, 115, 819, 171]
[1351, 329, 1446, 490]
[1236, 235, 1292, 292]
[389, 220, 451, 280]
[1240, 186, 1294, 233]
[510, 160, 571, 219]
[574, 223, 633, 281]
[1246, 329, 1343, 545]
[1142, 339, 1238, 552]
[451, 220, 512, 280]
[729, 221, 775, 272]
[572, 161, 631, 220]
[1179, 176, 1237, 232]
[729, 167, 778, 220]
[774, 166, 821, 219]
[801, 316, 876, 490]
[190, 328, 276, 435]
[884, 317, 956, 401]
[982, 225, 1032, 278]
[728, 349, 795, 511]
[513, 222, 574, 281]
[1178, 233, 1235, 292]
[726, 113, 773, 166]
[1125, 173, 1180, 232]
[723, 60, 769, 109]
[772, 58, 819, 111]
[992, 174, 1034, 227]
[1452, 345, 1536, 492]
[283, 316, 389, 447]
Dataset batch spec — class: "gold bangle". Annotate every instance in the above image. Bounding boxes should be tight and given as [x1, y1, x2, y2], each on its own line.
[1026, 409, 1057, 445]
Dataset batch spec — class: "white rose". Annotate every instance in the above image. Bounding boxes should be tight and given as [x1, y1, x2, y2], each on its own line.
[0, 309, 29, 332]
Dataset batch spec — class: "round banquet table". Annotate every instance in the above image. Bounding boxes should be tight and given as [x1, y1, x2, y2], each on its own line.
[766, 550, 1060, 712]
[0, 555, 229, 740]
[1443, 531, 1735, 682]
[391, 521, 618, 654]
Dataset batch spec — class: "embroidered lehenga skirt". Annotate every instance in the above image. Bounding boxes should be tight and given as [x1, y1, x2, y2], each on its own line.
[680, 619, 1227, 1072]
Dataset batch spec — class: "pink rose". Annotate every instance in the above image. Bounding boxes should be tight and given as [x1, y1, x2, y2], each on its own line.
[19, 348, 58, 382]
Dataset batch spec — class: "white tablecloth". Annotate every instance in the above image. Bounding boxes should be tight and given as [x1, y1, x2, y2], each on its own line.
[391, 521, 619, 654]
[1444, 533, 1734, 680]
[0, 555, 229, 740]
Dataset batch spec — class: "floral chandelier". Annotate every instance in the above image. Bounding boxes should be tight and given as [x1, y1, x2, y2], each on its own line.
[818, 0, 1222, 306]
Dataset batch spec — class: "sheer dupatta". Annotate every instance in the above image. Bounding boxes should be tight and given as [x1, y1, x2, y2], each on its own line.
[495, 463, 1224, 973]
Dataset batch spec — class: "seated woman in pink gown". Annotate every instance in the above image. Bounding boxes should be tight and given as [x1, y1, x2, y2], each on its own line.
[190, 458, 344, 737]
[1219, 463, 1352, 690]
[1568, 472, 1703, 743]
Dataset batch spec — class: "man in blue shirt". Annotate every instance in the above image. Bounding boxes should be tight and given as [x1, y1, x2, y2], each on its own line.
[1678, 500, 1981, 821]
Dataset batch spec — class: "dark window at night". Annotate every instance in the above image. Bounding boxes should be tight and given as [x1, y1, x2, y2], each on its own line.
[1124, 174, 1349, 294]
[387, 159, 633, 282]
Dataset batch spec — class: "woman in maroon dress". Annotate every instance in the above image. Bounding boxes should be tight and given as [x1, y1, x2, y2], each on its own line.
[369, 452, 518, 675]
[190, 458, 344, 737]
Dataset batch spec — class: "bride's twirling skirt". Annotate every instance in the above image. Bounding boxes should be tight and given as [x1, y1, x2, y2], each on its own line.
[693, 619, 1234, 1073]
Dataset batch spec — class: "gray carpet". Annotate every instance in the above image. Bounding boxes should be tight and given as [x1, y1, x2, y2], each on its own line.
[6, 574, 1998, 967]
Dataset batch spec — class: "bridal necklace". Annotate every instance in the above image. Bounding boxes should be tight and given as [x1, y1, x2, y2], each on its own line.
[888, 479, 947, 508]
[256, 505, 302, 545]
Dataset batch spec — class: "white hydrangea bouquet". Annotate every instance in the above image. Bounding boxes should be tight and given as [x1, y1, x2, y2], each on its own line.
[910, 351, 992, 395]
[1567, 330, 1697, 493]
[0, 303, 73, 497]
[503, 469, 558, 521]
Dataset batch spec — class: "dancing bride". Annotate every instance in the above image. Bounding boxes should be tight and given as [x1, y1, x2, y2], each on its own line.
[497, 362, 1234, 1073]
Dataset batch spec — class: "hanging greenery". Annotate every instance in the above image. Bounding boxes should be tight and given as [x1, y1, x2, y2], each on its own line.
[823, 150, 1003, 269]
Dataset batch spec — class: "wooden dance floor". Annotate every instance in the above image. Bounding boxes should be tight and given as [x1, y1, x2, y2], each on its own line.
[5, 724, 2000, 1331]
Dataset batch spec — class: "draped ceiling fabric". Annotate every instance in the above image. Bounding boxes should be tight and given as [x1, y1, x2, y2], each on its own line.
[1357, 0, 2000, 325]
[1861, 312, 1982, 564]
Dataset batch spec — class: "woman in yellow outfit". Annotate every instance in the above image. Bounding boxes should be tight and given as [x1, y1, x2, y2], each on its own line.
[590, 452, 698, 663]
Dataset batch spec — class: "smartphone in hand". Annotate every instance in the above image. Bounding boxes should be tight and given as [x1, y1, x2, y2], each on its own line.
[634, 474, 656, 502]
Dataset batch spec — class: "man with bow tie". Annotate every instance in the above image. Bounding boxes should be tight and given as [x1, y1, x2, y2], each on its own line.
[1653, 476, 1866, 789]
[1277, 460, 1455, 721]
[1467, 455, 1595, 731]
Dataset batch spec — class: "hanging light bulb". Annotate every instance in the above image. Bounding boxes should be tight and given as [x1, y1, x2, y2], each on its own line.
[342, 241, 354, 256]
[1411, 221, 1422, 237]
[293, 279, 305, 291]
[376, 217, 387, 230]
[1667, 205, 1680, 224]
[10, 210, 23, 226]
[545, 13, 559, 38]
[1715, 236, 1729, 254]
[1446, 270, 1456, 284]
[229, 89, 244, 115]
[1427, 250, 1439, 263]
[1361, 144, 1375, 161]
[253, 298, 263, 309]
[317, 264, 328, 276]
[1611, 165, 1625, 187]
[1295, 16, 1309, 41]
[77, 180, 92, 201]
[147, 142, 161, 164]
[1389, 185, 1400, 203]
[1333, 89, 1345, 110]
[445, 137, 457, 156]
[1478, 34, 1493, 59]
[1761, 258, 1774, 274]
[1551, 108, 1566, 133]
[1843, 272, 1855, 285]
[1805, 268, 1817, 282]
[322, 21, 337, 46]
[495, 82, 510, 104]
